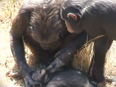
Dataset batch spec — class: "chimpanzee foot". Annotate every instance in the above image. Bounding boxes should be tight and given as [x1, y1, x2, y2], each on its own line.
[89, 75, 106, 87]
[88, 66, 106, 87]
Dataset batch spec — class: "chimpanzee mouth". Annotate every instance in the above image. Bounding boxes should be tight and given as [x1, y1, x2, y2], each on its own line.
[40, 44, 50, 50]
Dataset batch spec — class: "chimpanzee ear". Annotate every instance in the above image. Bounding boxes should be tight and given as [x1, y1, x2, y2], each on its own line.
[67, 13, 78, 21]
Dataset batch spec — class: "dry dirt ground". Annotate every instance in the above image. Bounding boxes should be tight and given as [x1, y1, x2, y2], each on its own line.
[0, 0, 116, 87]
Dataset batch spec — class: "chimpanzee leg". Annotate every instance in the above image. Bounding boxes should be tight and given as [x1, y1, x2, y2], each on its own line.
[89, 37, 112, 84]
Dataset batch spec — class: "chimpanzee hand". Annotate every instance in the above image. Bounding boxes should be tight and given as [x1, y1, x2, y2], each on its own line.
[22, 67, 40, 87]
[46, 58, 65, 73]
[46, 45, 76, 73]
[32, 69, 52, 86]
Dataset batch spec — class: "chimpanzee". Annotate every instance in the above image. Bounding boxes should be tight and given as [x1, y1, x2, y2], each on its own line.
[10, 0, 87, 87]
[60, 0, 116, 86]
[31, 68, 97, 87]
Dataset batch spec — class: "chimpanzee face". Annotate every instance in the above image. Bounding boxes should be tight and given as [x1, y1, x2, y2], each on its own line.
[60, 4, 83, 34]
[30, 25, 61, 50]
[30, 7, 65, 50]
[60, 9, 75, 33]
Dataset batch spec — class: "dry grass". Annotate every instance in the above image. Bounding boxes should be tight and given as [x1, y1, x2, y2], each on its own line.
[0, 0, 24, 87]
[0, 0, 116, 87]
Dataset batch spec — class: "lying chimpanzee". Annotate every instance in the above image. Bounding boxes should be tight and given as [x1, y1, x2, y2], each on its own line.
[60, 0, 116, 86]
[32, 68, 97, 87]
[10, 0, 87, 86]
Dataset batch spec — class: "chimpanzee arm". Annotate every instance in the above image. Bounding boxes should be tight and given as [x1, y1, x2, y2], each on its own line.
[10, 9, 30, 69]
[10, 8, 39, 87]
[46, 32, 87, 73]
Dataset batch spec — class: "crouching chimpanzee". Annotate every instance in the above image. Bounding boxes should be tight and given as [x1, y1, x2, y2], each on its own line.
[60, 0, 116, 86]
[10, 0, 87, 87]
[31, 68, 97, 87]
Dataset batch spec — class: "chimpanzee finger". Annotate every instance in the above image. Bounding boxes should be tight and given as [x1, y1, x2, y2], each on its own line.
[46, 59, 64, 73]
[24, 75, 40, 86]
[46, 62, 56, 70]
[29, 78, 40, 85]
[47, 65, 58, 73]
[24, 77, 32, 87]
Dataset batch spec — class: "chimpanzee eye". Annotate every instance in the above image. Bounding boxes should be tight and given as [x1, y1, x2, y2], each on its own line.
[30, 26, 36, 32]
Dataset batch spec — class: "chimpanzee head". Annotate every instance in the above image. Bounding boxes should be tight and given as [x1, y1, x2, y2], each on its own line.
[30, 2, 66, 50]
[60, 0, 83, 34]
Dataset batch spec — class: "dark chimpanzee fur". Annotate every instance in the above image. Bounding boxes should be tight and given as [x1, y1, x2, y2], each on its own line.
[10, 0, 87, 87]
[32, 68, 97, 87]
[60, 0, 116, 86]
